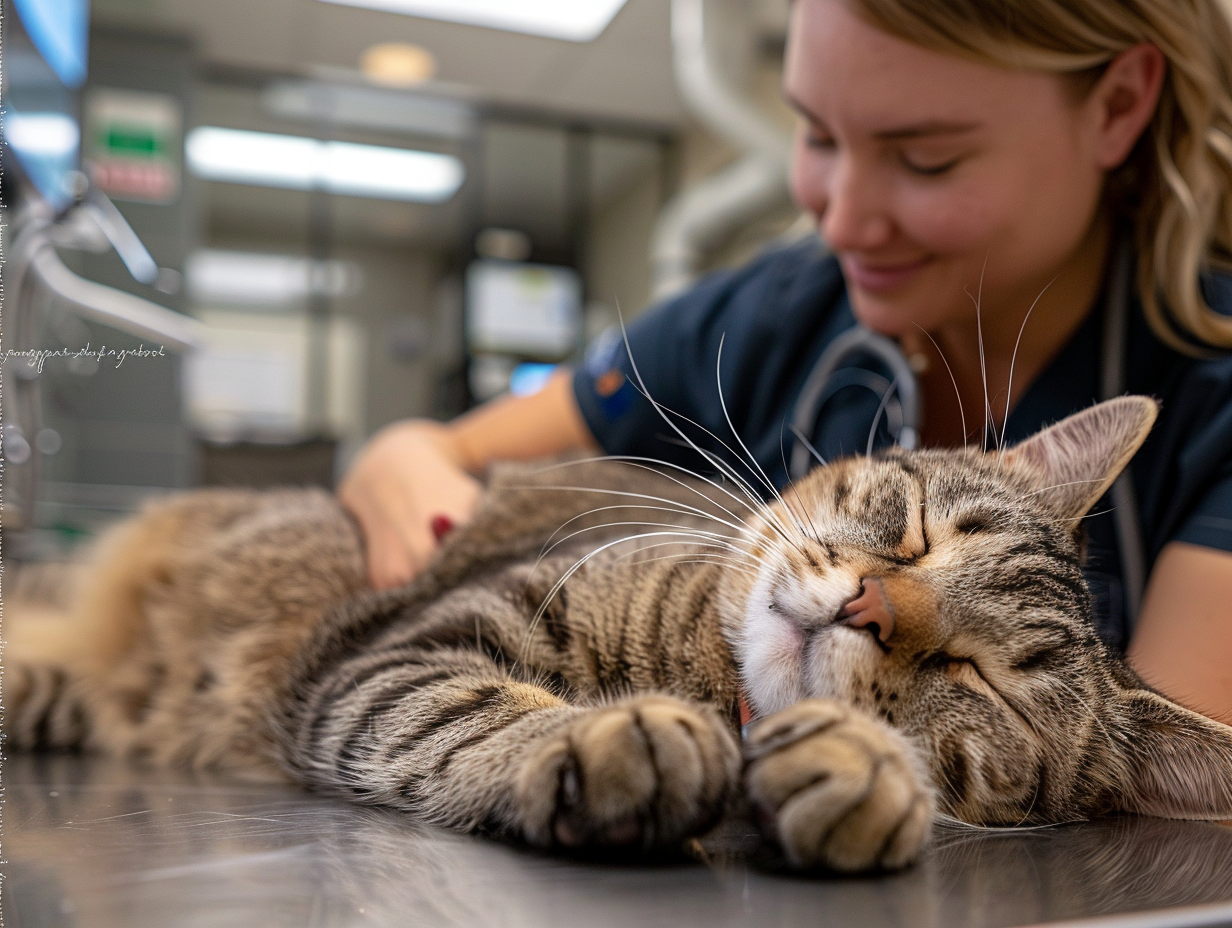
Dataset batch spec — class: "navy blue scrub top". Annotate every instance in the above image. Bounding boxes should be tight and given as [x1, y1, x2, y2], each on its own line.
[572, 236, 1232, 653]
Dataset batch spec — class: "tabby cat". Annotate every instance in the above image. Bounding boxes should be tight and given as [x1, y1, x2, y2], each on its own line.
[7, 395, 1232, 873]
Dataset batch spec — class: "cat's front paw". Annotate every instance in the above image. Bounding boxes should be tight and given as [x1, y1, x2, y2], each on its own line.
[744, 700, 933, 872]
[517, 695, 740, 852]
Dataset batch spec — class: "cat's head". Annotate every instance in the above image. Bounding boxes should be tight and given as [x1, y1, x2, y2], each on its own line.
[721, 396, 1232, 825]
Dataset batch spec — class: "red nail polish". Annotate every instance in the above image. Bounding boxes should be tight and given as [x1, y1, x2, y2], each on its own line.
[430, 514, 455, 542]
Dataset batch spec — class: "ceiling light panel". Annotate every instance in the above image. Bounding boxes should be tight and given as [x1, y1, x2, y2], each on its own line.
[186, 250, 362, 305]
[185, 127, 465, 202]
[5, 112, 80, 157]
[261, 82, 475, 140]
[317, 0, 630, 42]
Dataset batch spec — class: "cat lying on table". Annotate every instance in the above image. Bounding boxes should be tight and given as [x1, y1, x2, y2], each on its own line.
[8, 395, 1232, 873]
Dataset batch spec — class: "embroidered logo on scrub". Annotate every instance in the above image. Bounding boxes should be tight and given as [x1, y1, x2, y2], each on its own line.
[585, 326, 636, 420]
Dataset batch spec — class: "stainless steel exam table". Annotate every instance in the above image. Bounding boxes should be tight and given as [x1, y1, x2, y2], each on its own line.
[4, 752, 1232, 928]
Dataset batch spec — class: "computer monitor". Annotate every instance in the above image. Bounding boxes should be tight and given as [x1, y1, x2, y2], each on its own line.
[465, 260, 582, 359]
[3, 0, 89, 209]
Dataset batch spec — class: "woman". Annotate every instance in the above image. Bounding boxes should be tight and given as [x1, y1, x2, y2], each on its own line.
[340, 0, 1232, 724]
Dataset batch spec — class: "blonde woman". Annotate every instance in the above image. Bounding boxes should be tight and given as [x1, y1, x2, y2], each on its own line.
[341, 0, 1232, 725]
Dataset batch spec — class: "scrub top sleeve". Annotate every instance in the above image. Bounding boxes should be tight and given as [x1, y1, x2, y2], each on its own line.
[1172, 473, 1232, 553]
[571, 264, 749, 464]
[571, 305, 676, 458]
[570, 237, 841, 472]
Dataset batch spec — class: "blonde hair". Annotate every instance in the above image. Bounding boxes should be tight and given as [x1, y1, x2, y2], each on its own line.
[852, 0, 1232, 353]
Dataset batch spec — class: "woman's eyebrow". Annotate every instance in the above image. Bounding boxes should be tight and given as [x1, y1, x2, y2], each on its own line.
[782, 91, 981, 139]
[874, 121, 981, 140]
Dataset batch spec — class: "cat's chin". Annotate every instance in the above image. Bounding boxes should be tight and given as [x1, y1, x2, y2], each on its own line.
[740, 624, 880, 718]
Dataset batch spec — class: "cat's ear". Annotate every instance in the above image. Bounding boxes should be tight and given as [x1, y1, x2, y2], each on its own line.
[1110, 689, 1232, 819]
[1001, 396, 1158, 521]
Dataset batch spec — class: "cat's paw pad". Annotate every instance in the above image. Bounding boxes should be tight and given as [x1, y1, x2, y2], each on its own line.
[744, 699, 933, 872]
[517, 695, 740, 851]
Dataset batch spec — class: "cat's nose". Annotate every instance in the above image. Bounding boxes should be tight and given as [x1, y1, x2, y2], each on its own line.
[839, 578, 895, 644]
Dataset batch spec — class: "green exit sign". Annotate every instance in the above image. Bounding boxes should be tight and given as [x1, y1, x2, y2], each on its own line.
[85, 88, 181, 203]
[102, 127, 166, 156]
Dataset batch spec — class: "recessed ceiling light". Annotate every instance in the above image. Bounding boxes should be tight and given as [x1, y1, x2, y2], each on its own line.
[319, 0, 630, 42]
[185, 127, 465, 202]
[360, 42, 437, 87]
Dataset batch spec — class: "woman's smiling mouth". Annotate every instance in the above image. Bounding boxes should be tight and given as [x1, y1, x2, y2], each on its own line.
[841, 255, 933, 293]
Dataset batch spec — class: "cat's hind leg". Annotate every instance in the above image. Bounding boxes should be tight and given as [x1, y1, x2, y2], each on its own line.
[3, 576, 94, 751]
[743, 700, 935, 872]
[3, 489, 306, 759]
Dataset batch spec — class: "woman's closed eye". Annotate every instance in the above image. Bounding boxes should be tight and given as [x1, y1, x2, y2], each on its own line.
[901, 154, 961, 176]
[897, 144, 969, 176]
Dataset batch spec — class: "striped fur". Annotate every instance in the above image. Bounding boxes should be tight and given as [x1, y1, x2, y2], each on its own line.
[6, 397, 1232, 873]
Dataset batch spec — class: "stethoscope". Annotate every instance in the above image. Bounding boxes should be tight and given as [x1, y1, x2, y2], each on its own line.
[787, 242, 1147, 623]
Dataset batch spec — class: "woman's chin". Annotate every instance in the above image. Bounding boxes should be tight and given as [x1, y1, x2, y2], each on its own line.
[849, 291, 941, 338]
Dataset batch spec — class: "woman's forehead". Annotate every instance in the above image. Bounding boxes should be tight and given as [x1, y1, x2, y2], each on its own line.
[785, 0, 1064, 132]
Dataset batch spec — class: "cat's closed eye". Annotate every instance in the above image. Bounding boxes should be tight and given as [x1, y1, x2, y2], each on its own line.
[953, 512, 999, 535]
[939, 655, 1002, 700]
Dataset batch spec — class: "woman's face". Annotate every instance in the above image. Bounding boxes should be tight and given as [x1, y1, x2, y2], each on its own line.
[785, 0, 1109, 337]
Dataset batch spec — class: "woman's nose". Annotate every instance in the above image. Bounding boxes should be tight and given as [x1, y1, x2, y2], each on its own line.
[796, 152, 893, 251]
[823, 175, 894, 251]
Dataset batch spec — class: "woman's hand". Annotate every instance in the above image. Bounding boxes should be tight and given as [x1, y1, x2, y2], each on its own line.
[339, 370, 601, 590]
[338, 420, 482, 589]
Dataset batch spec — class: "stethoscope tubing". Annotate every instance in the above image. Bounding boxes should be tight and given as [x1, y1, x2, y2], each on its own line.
[788, 326, 920, 479]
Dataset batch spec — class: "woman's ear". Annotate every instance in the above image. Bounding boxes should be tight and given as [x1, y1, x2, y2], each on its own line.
[1088, 43, 1166, 171]
[1111, 688, 1232, 820]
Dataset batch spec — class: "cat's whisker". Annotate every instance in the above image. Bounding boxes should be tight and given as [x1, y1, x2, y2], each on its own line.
[523, 456, 765, 542]
[648, 434, 807, 546]
[617, 319, 766, 504]
[649, 399, 788, 521]
[534, 521, 749, 568]
[965, 252, 993, 450]
[933, 813, 1079, 834]
[607, 540, 759, 575]
[1029, 506, 1117, 527]
[518, 489, 750, 548]
[866, 376, 900, 458]
[780, 422, 823, 543]
[517, 474, 754, 530]
[646, 406, 803, 546]
[1001, 276, 1057, 450]
[913, 324, 967, 449]
[617, 551, 760, 578]
[522, 528, 742, 658]
[715, 334, 788, 502]
[534, 504, 747, 560]
[1022, 479, 1105, 496]
[614, 308, 803, 549]
[978, 253, 994, 450]
[716, 334, 808, 539]
[616, 538, 756, 562]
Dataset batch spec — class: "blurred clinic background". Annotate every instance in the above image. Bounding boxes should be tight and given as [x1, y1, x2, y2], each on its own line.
[2, 0, 807, 559]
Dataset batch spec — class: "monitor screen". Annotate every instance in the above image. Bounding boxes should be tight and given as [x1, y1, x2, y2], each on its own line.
[466, 260, 582, 359]
[3, 0, 89, 209]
